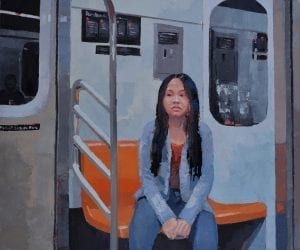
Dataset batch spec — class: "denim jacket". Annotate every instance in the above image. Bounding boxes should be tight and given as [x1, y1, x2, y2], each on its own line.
[135, 120, 214, 225]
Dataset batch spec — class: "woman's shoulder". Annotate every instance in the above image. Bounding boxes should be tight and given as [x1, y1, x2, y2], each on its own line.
[140, 120, 155, 141]
[199, 120, 212, 136]
[143, 120, 155, 130]
[142, 120, 155, 134]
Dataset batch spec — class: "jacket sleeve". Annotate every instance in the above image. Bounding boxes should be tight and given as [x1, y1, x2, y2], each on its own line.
[139, 122, 176, 224]
[178, 122, 214, 225]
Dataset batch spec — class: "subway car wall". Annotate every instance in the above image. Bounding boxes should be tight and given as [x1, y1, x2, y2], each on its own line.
[0, 1, 57, 250]
[1, 0, 298, 249]
[68, 0, 276, 249]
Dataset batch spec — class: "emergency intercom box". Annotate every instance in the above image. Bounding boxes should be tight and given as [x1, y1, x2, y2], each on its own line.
[212, 32, 238, 83]
[153, 24, 183, 80]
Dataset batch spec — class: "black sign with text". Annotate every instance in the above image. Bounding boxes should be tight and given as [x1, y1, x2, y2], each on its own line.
[82, 10, 141, 45]
[0, 123, 40, 131]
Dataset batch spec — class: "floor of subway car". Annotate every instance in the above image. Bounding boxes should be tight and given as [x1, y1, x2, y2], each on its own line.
[69, 208, 191, 250]
[69, 208, 265, 250]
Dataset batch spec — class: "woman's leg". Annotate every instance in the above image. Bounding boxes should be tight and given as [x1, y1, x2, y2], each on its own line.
[129, 198, 161, 250]
[189, 211, 218, 250]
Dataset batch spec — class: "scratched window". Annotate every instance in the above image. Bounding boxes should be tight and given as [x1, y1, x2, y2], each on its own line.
[0, 1, 40, 105]
[209, 1, 268, 126]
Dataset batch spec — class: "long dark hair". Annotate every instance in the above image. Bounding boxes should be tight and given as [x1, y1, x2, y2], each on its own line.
[150, 73, 202, 179]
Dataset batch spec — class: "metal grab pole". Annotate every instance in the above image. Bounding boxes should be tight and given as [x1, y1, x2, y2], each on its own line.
[104, 1, 118, 250]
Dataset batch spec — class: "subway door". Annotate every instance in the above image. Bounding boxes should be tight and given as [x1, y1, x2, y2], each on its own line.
[203, 1, 275, 249]
[0, 1, 57, 249]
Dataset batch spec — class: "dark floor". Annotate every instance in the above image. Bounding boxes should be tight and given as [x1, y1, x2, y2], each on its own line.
[69, 208, 286, 250]
[69, 209, 192, 250]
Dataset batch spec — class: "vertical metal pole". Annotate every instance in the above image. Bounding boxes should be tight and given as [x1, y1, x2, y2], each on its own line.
[104, 1, 118, 250]
[285, 0, 294, 249]
[55, 0, 71, 247]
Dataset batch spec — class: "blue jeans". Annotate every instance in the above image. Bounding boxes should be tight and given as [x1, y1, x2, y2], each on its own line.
[129, 190, 218, 250]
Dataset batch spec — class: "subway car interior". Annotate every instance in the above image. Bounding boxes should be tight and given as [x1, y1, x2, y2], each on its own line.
[0, 0, 299, 249]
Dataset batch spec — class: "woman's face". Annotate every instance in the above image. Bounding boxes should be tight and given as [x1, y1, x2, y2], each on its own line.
[163, 78, 190, 119]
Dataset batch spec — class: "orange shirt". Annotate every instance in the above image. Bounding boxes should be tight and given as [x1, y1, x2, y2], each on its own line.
[169, 143, 184, 189]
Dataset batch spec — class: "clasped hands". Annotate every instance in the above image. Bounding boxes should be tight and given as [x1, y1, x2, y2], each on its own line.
[161, 218, 191, 240]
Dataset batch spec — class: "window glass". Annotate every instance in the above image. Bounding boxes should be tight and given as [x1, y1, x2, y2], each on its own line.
[209, 1, 268, 126]
[0, 1, 40, 105]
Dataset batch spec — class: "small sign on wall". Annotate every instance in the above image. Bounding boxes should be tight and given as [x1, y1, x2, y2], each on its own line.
[81, 10, 141, 45]
[0, 123, 40, 131]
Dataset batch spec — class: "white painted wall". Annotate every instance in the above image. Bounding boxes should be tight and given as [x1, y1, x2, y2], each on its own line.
[71, 0, 203, 24]
[70, 1, 203, 140]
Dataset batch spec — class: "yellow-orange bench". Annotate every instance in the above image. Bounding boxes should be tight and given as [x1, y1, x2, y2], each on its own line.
[80, 141, 267, 239]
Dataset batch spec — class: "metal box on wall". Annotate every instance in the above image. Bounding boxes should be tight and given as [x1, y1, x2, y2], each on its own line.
[153, 24, 183, 79]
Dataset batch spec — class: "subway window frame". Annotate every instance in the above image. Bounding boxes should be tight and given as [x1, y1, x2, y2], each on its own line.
[0, 0, 54, 118]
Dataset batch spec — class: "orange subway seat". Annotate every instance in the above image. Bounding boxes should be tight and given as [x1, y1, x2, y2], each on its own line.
[80, 140, 267, 239]
[81, 140, 140, 238]
[208, 199, 266, 225]
[81, 140, 140, 203]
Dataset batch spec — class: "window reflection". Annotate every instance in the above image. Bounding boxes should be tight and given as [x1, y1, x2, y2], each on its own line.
[0, 1, 40, 105]
[209, 1, 268, 126]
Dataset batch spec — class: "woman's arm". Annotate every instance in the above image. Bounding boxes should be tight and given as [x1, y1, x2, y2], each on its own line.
[178, 122, 214, 225]
[139, 122, 176, 225]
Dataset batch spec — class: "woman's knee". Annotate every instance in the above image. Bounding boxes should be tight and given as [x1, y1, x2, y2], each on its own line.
[129, 198, 161, 249]
[130, 198, 158, 226]
[190, 211, 218, 249]
[195, 211, 217, 227]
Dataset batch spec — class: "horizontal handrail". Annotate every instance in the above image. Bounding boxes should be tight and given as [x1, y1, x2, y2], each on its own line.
[72, 163, 111, 218]
[0, 10, 40, 20]
[73, 105, 110, 147]
[73, 135, 111, 178]
[72, 79, 110, 112]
